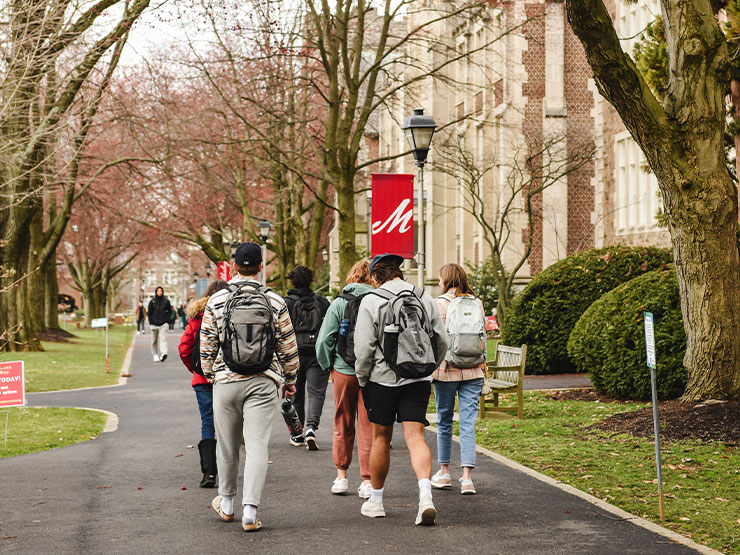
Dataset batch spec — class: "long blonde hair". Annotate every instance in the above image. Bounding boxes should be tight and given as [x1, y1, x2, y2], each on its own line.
[439, 263, 475, 297]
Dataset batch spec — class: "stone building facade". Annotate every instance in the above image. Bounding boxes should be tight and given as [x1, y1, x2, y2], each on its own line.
[327, 0, 669, 292]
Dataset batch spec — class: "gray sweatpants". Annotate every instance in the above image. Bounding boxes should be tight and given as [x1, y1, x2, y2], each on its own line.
[214, 376, 280, 507]
[150, 324, 167, 359]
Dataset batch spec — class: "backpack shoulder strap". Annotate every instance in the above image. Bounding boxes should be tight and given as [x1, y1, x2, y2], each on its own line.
[369, 288, 394, 301]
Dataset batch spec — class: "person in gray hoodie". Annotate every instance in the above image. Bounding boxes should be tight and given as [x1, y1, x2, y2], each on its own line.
[354, 253, 448, 526]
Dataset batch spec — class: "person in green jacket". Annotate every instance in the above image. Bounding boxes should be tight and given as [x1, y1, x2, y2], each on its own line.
[316, 259, 374, 499]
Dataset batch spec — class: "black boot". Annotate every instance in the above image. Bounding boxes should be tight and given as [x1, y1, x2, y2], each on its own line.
[198, 438, 217, 488]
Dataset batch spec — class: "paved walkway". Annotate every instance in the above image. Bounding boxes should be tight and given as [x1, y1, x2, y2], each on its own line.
[1, 333, 702, 554]
[524, 374, 593, 390]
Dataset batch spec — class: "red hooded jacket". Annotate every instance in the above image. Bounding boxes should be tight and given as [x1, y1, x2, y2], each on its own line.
[178, 298, 209, 387]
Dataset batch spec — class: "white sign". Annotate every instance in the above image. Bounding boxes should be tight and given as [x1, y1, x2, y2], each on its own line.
[91, 317, 108, 329]
[644, 312, 656, 369]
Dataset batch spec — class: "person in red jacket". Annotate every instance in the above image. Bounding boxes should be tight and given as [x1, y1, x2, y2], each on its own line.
[179, 279, 229, 488]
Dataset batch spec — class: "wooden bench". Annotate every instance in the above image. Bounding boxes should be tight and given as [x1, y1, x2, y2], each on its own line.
[478, 344, 527, 420]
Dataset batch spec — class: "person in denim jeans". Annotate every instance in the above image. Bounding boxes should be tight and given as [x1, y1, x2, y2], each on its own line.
[431, 264, 486, 495]
[178, 280, 229, 488]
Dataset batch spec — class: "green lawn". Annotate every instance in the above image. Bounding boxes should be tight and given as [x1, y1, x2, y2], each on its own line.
[0, 327, 134, 392]
[469, 392, 740, 553]
[0, 406, 107, 458]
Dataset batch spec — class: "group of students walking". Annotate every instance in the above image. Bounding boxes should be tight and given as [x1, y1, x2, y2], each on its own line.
[173, 242, 488, 531]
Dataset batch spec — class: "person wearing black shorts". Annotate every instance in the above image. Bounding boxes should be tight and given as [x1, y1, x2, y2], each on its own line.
[353, 254, 448, 526]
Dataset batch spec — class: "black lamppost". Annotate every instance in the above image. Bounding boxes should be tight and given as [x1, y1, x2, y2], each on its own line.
[258, 219, 271, 284]
[401, 108, 437, 287]
[204, 262, 211, 279]
[230, 241, 239, 260]
[193, 271, 199, 283]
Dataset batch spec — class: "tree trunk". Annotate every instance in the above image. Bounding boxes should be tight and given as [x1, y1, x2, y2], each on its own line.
[27, 204, 47, 334]
[567, 0, 740, 400]
[45, 254, 60, 330]
[336, 178, 358, 283]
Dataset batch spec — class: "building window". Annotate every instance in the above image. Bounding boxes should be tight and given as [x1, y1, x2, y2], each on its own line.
[143, 270, 156, 287]
[615, 133, 660, 234]
[617, 0, 660, 55]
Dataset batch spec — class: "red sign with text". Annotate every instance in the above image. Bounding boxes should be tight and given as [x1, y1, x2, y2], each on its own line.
[217, 261, 231, 281]
[0, 361, 25, 408]
[371, 173, 415, 258]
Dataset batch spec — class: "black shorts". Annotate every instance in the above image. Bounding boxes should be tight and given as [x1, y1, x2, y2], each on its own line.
[361, 380, 431, 426]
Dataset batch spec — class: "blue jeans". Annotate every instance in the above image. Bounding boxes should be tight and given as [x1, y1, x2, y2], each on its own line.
[193, 384, 215, 440]
[433, 378, 483, 468]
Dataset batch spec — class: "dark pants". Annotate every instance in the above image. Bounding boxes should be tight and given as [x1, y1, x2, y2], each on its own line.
[193, 383, 215, 439]
[137, 318, 145, 331]
[293, 355, 329, 431]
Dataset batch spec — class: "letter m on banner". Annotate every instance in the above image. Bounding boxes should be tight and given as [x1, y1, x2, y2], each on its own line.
[371, 173, 414, 258]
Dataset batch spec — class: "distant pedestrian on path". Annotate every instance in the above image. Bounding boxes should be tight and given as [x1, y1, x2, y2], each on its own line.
[284, 265, 330, 449]
[201, 242, 299, 532]
[316, 259, 374, 498]
[136, 302, 146, 334]
[178, 304, 187, 329]
[432, 264, 486, 495]
[178, 279, 229, 489]
[168, 305, 177, 331]
[354, 254, 448, 526]
[148, 287, 172, 362]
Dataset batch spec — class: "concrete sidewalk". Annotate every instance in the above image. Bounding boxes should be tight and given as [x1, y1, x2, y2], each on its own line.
[0, 333, 706, 554]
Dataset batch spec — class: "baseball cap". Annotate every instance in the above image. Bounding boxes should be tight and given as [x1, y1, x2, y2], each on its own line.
[234, 242, 262, 266]
[368, 253, 404, 275]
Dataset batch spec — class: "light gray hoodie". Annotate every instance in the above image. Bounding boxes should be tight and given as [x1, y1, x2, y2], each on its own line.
[354, 278, 448, 387]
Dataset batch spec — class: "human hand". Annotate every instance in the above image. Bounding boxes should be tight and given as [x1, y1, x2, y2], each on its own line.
[282, 383, 296, 398]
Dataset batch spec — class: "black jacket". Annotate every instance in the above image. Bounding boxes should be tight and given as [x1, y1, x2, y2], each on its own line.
[284, 287, 330, 324]
[148, 295, 172, 326]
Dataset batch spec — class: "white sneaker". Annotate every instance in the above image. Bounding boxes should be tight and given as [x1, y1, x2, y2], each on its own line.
[360, 499, 386, 518]
[331, 478, 348, 495]
[415, 496, 437, 526]
[153, 355, 159, 362]
[431, 470, 452, 489]
[357, 482, 372, 499]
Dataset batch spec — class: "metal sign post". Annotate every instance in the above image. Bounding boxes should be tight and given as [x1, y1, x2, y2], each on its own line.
[105, 299, 110, 373]
[644, 312, 665, 521]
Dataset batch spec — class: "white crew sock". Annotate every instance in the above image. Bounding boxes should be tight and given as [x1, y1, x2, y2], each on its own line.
[370, 487, 384, 504]
[418, 478, 432, 501]
[220, 496, 234, 516]
[243, 503, 257, 524]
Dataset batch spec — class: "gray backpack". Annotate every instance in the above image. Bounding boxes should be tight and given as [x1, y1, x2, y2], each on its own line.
[442, 294, 486, 368]
[373, 287, 437, 379]
[220, 282, 275, 375]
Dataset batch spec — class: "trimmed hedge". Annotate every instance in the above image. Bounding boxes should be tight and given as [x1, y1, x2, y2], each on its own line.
[502, 246, 673, 374]
[567, 266, 686, 400]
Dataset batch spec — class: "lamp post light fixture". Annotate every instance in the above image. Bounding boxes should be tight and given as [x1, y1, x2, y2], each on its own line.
[321, 248, 329, 263]
[193, 271, 199, 283]
[205, 262, 211, 279]
[401, 108, 437, 288]
[257, 219, 271, 285]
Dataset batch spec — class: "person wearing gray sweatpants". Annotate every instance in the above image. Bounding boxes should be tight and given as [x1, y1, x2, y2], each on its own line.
[200, 243, 299, 532]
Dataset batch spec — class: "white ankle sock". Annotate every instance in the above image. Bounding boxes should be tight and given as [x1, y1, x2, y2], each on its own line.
[418, 478, 432, 501]
[370, 487, 384, 503]
[243, 503, 257, 524]
[220, 496, 234, 515]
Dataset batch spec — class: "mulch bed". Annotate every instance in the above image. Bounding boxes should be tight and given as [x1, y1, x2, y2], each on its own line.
[592, 399, 740, 446]
[549, 389, 740, 446]
[36, 329, 77, 343]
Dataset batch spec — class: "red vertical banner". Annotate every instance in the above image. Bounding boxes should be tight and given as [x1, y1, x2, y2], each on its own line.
[371, 173, 415, 258]
[217, 261, 231, 281]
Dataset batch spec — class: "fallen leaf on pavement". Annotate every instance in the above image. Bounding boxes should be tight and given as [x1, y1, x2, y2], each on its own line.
[96, 485, 113, 489]
[174, 454, 183, 458]
[186, 445, 194, 449]
[137, 487, 143, 490]
[181, 486, 187, 490]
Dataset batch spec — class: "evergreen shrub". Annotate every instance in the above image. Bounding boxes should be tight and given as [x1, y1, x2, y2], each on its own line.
[567, 265, 686, 400]
[502, 246, 672, 374]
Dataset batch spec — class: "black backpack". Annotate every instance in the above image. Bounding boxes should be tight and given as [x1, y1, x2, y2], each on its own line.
[336, 292, 369, 368]
[290, 294, 324, 352]
[191, 325, 204, 376]
[221, 282, 276, 375]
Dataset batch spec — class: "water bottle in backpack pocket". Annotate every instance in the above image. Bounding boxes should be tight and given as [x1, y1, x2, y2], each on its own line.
[221, 282, 276, 375]
[443, 295, 486, 368]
